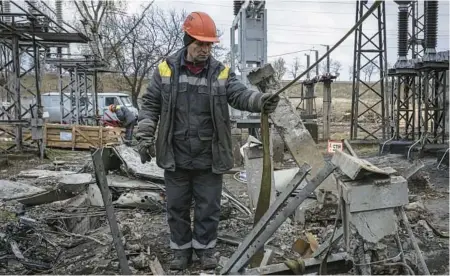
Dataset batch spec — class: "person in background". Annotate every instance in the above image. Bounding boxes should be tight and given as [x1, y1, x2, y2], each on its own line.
[108, 104, 137, 146]
[135, 11, 280, 271]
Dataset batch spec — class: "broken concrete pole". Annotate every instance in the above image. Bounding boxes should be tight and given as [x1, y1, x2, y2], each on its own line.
[270, 98, 337, 198]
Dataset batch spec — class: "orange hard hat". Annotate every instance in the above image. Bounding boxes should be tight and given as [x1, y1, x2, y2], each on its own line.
[183, 12, 220, 43]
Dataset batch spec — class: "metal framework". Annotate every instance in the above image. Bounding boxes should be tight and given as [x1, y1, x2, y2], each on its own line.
[350, 0, 388, 141]
[388, 0, 448, 146]
[0, 0, 89, 154]
[230, 0, 267, 120]
[45, 56, 107, 126]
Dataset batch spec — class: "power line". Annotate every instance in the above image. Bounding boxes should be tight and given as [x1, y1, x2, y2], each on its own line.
[215, 22, 450, 36]
[171, 1, 450, 16]
[268, 49, 311, 57]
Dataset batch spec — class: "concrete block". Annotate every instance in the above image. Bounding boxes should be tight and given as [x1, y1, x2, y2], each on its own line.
[339, 175, 408, 213]
[351, 208, 398, 244]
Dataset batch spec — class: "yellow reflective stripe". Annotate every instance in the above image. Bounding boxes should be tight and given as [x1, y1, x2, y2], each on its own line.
[158, 61, 172, 77]
[218, 66, 230, 80]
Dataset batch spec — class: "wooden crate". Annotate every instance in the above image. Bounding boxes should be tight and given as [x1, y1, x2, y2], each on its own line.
[45, 123, 123, 150]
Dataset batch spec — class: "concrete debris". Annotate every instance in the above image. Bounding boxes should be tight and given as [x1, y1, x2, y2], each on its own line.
[112, 144, 164, 181]
[17, 169, 76, 179]
[1, 135, 448, 275]
[113, 191, 165, 210]
[351, 209, 398, 244]
[0, 180, 45, 200]
[106, 174, 163, 191]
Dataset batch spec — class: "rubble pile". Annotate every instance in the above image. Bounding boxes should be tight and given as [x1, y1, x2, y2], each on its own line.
[0, 145, 448, 275]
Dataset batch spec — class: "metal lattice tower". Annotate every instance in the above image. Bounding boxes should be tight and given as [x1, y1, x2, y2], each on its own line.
[350, 0, 388, 141]
[410, 0, 425, 59]
[0, 0, 89, 154]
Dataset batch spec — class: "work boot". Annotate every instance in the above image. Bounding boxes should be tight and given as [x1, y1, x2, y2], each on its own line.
[169, 249, 192, 271]
[195, 249, 218, 270]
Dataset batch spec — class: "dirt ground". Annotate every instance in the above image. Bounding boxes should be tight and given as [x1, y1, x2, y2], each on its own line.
[0, 134, 448, 275]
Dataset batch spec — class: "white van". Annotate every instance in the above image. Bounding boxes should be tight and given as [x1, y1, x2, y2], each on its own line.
[41, 92, 138, 124]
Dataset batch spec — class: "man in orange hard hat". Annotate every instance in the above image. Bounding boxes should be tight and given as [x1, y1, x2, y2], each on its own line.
[136, 11, 280, 270]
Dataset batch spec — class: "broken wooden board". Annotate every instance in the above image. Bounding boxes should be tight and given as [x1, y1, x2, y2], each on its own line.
[270, 98, 337, 197]
[0, 180, 45, 200]
[112, 144, 164, 182]
[331, 150, 390, 180]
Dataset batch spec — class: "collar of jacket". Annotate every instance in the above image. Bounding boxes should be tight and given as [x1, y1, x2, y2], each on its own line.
[165, 49, 221, 72]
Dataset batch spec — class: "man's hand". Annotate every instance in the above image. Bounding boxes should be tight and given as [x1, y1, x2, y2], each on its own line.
[137, 138, 155, 164]
[260, 93, 280, 114]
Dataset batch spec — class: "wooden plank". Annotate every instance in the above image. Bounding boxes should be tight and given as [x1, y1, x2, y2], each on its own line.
[44, 123, 121, 150]
[91, 149, 131, 275]
[149, 257, 166, 275]
[270, 98, 337, 197]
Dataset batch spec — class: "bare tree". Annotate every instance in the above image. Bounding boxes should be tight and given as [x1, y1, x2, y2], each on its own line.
[288, 57, 302, 79]
[73, 1, 125, 59]
[361, 63, 378, 82]
[319, 58, 342, 77]
[348, 65, 353, 81]
[102, 5, 186, 107]
[272, 57, 287, 82]
[330, 60, 342, 78]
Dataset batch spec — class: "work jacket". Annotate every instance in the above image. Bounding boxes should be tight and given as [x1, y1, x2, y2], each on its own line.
[137, 50, 264, 174]
[115, 106, 137, 127]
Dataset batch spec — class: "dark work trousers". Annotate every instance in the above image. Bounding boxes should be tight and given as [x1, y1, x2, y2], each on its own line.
[124, 124, 134, 145]
[164, 168, 223, 250]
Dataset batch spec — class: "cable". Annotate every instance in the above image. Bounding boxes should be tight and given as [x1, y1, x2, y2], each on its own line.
[268, 49, 311, 58]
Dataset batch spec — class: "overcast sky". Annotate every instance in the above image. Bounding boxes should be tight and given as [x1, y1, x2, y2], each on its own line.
[123, 0, 449, 81]
[10, 0, 449, 81]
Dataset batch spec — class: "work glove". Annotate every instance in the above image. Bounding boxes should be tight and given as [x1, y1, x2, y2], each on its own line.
[137, 138, 155, 164]
[260, 93, 280, 114]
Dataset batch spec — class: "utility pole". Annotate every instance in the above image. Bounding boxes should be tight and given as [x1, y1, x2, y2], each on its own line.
[305, 54, 310, 79]
[310, 50, 319, 76]
[320, 44, 330, 73]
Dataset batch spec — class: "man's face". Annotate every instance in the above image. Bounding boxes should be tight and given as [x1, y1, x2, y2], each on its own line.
[187, 40, 213, 62]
